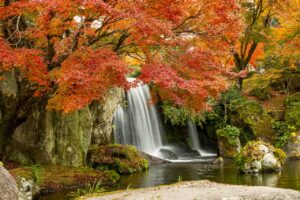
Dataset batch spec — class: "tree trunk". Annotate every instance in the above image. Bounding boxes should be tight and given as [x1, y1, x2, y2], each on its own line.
[237, 77, 243, 91]
[0, 70, 38, 160]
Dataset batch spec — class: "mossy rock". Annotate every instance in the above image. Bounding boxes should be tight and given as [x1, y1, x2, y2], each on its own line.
[218, 137, 241, 158]
[87, 144, 149, 174]
[232, 101, 277, 143]
[9, 165, 119, 194]
[235, 140, 286, 173]
[216, 126, 241, 158]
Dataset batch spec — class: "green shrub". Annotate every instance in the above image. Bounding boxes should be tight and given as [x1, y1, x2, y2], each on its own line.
[272, 121, 296, 147]
[162, 104, 189, 126]
[216, 125, 240, 145]
[249, 87, 271, 100]
[128, 68, 141, 78]
[161, 102, 205, 126]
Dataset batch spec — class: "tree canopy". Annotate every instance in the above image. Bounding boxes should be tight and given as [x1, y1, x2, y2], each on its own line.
[0, 0, 242, 113]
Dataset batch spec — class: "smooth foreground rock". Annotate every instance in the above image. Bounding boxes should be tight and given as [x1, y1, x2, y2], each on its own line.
[0, 165, 18, 200]
[83, 180, 300, 200]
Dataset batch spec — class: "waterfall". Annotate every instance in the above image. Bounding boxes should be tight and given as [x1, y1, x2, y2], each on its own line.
[114, 78, 216, 161]
[114, 81, 166, 155]
[187, 120, 201, 150]
[187, 120, 217, 157]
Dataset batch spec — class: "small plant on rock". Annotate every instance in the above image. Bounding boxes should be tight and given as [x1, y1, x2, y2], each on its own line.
[216, 125, 241, 145]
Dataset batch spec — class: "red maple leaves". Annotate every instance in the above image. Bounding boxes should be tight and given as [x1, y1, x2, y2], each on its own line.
[0, 0, 242, 112]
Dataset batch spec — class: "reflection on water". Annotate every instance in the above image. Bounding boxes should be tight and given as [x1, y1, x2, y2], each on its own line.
[40, 160, 300, 200]
[116, 160, 300, 191]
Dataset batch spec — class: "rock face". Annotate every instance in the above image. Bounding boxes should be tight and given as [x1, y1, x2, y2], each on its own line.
[218, 137, 241, 158]
[235, 140, 286, 173]
[0, 165, 18, 200]
[5, 88, 123, 166]
[217, 126, 241, 158]
[0, 69, 124, 166]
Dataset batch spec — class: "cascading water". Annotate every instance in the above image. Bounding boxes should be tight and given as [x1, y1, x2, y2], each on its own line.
[113, 80, 166, 156]
[187, 120, 202, 150]
[187, 120, 217, 157]
[114, 79, 216, 161]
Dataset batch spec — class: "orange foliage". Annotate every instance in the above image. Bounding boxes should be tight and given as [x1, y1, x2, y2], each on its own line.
[0, 0, 242, 112]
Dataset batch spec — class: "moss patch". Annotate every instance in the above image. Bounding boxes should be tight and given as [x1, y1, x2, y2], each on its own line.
[232, 101, 277, 143]
[9, 165, 119, 193]
[87, 144, 148, 174]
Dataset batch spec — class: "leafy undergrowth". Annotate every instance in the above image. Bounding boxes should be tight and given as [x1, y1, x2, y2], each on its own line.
[87, 144, 149, 174]
[9, 165, 119, 193]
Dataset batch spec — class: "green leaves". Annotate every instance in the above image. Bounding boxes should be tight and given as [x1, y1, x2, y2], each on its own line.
[216, 125, 241, 145]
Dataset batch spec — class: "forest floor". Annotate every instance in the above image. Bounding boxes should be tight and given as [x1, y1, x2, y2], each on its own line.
[81, 180, 300, 200]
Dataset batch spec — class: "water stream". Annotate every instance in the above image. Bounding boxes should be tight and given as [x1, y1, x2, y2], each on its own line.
[40, 160, 300, 199]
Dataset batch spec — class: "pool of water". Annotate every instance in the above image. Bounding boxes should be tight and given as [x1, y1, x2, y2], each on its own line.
[40, 160, 300, 199]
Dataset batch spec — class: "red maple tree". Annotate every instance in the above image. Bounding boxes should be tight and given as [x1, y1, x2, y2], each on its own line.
[0, 0, 242, 113]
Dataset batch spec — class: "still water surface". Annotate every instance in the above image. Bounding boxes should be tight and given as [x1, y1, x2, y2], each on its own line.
[40, 160, 300, 200]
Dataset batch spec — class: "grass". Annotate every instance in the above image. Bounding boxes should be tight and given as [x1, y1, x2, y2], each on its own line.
[68, 180, 105, 199]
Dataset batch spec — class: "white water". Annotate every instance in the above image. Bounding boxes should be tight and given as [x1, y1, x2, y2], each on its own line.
[187, 120, 217, 157]
[114, 79, 216, 161]
[114, 82, 166, 156]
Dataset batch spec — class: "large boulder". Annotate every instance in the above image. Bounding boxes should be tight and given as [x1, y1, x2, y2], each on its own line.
[235, 140, 286, 173]
[0, 164, 18, 200]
